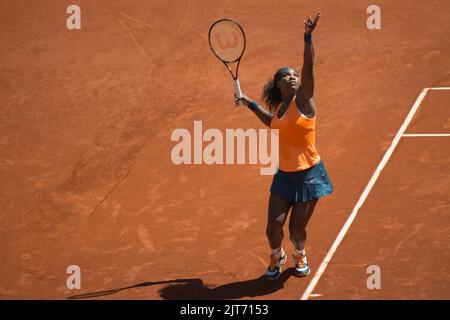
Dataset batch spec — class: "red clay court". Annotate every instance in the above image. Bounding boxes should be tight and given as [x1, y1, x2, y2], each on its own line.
[1, 0, 449, 299]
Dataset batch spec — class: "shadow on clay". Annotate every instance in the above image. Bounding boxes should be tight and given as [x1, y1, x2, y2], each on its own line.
[67, 268, 295, 300]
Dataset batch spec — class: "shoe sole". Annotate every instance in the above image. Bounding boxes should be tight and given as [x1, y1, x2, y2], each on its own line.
[266, 254, 287, 280]
[293, 268, 310, 277]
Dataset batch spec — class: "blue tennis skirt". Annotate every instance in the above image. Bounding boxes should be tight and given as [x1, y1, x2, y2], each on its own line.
[270, 160, 334, 203]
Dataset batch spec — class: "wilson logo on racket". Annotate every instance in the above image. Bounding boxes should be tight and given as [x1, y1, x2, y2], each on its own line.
[213, 31, 239, 50]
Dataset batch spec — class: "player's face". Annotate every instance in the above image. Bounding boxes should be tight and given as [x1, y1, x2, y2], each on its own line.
[276, 69, 300, 91]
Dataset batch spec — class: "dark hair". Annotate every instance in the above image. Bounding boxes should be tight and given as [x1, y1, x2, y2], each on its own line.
[262, 66, 299, 112]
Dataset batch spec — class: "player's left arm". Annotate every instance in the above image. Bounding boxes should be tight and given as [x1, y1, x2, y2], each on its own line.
[298, 13, 320, 101]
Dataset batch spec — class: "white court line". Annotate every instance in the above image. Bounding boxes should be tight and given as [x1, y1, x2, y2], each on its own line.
[300, 87, 433, 300]
[403, 134, 450, 137]
[428, 87, 450, 90]
[402, 133, 450, 138]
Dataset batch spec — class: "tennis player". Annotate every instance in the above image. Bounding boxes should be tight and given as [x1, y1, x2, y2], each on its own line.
[235, 13, 333, 280]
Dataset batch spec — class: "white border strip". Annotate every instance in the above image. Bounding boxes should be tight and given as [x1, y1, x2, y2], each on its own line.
[300, 88, 431, 300]
[429, 87, 450, 90]
[403, 134, 450, 137]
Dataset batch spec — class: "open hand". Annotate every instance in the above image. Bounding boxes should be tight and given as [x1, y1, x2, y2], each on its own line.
[304, 12, 320, 34]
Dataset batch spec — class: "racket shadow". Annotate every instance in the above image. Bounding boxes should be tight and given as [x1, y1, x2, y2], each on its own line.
[67, 268, 295, 300]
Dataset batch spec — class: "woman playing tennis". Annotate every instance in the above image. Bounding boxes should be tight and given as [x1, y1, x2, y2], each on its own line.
[235, 13, 333, 280]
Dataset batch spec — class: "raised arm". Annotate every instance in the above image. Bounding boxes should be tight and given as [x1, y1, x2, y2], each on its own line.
[298, 13, 320, 100]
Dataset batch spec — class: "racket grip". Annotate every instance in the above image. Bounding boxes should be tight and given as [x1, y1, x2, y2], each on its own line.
[233, 79, 244, 107]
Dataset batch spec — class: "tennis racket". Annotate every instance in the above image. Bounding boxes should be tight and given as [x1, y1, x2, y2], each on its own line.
[208, 19, 246, 106]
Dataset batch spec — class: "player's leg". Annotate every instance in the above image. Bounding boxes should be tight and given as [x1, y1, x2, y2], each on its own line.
[265, 192, 292, 279]
[288, 199, 319, 276]
[267, 192, 291, 248]
[289, 199, 318, 250]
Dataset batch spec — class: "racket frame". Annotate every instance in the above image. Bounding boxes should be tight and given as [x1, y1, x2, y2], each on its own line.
[208, 18, 246, 106]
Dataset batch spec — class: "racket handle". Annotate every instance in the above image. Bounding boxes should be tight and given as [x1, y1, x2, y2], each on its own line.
[233, 79, 244, 107]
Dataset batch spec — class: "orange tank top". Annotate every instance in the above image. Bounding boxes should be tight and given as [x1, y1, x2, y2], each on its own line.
[270, 99, 321, 172]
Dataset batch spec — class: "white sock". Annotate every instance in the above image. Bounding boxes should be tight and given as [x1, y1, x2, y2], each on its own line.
[271, 247, 283, 256]
[295, 249, 306, 256]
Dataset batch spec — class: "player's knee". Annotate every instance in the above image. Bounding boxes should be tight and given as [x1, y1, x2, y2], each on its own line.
[267, 217, 284, 232]
[266, 222, 282, 237]
[290, 228, 307, 241]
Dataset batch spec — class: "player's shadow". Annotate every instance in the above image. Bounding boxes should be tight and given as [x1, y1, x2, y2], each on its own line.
[67, 268, 294, 300]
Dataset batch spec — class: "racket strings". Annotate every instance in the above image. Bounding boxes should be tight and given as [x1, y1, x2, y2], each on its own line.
[209, 20, 245, 64]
